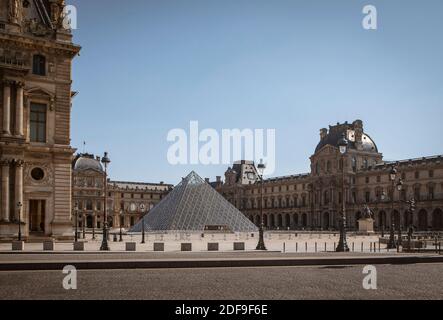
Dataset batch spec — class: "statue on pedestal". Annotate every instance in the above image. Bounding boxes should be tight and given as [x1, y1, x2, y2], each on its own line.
[358, 205, 375, 233]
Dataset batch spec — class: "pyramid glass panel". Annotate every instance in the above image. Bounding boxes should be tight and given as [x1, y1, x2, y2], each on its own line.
[130, 171, 258, 232]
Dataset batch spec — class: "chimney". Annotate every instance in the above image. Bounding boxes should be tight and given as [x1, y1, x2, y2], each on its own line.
[96, 156, 101, 161]
[216, 176, 221, 183]
[205, 178, 210, 183]
[320, 128, 328, 140]
[353, 119, 363, 145]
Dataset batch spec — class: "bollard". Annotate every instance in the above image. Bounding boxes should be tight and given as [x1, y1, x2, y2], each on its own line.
[208, 243, 219, 251]
[126, 242, 136, 252]
[233, 242, 245, 251]
[43, 240, 55, 251]
[315, 242, 317, 253]
[12, 241, 25, 251]
[379, 242, 381, 252]
[153, 243, 165, 252]
[370, 243, 372, 252]
[73, 242, 84, 251]
[296, 243, 298, 252]
[283, 242, 286, 253]
[305, 242, 308, 252]
[181, 243, 192, 252]
[325, 242, 327, 252]
[352, 242, 354, 252]
[361, 242, 364, 252]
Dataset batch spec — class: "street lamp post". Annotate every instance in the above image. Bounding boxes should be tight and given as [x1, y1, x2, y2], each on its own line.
[256, 160, 267, 251]
[396, 180, 404, 252]
[336, 133, 350, 252]
[17, 202, 23, 241]
[119, 209, 123, 242]
[82, 213, 86, 239]
[74, 202, 78, 242]
[92, 212, 96, 240]
[100, 152, 111, 251]
[407, 198, 416, 251]
[387, 165, 403, 250]
[140, 204, 146, 244]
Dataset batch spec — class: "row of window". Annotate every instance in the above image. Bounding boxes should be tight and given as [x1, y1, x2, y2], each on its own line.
[236, 184, 439, 210]
[364, 170, 435, 184]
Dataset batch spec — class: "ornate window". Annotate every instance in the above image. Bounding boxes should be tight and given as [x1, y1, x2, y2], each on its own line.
[33, 54, 46, 76]
[30, 103, 47, 143]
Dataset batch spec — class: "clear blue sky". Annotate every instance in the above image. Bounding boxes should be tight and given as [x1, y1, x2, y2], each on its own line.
[69, 0, 443, 185]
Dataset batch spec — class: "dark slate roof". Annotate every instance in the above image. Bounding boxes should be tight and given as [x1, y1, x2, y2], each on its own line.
[73, 154, 103, 173]
[130, 171, 258, 233]
[315, 128, 378, 154]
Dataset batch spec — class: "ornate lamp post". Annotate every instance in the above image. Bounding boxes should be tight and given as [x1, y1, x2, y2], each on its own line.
[140, 204, 146, 244]
[336, 133, 350, 252]
[386, 165, 403, 249]
[119, 209, 124, 242]
[256, 159, 267, 251]
[17, 202, 23, 241]
[82, 212, 86, 239]
[407, 198, 416, 250]
[92, 211, 96, 240]
[74, 202, 79, 242]
[100, 152, 111, 251]
[396, 179, 404, 252]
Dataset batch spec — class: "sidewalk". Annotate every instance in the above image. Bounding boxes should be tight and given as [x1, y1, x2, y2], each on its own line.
[0, 251, 442, 271]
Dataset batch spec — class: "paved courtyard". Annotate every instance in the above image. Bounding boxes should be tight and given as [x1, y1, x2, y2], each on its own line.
[1, 263, 442, 300]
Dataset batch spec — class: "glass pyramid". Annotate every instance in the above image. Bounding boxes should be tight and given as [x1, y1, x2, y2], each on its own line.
[130, 171, 258, 232]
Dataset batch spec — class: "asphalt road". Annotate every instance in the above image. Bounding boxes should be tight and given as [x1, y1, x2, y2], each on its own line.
[1, 263, 442, 300]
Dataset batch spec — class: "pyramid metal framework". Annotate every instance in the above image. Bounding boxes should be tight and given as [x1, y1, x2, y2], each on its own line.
[130, 171, 258, 232]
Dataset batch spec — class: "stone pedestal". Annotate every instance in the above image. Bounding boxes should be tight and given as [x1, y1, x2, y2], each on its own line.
[73, 242, 84, 251]
[126, 242, 136, 251]
[358, 218, 375, 233]
[181, 243, 192, 251]
[12, 241, 25, 251]
[207, 243, 219, 251]
[154, 243, 164, 251]
[234, 242, 245, 251]
[43, 240, 55, 251]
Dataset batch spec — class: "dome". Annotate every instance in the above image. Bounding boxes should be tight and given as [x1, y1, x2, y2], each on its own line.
[73, 154, 104, 172]
[315, 121, 378, 154]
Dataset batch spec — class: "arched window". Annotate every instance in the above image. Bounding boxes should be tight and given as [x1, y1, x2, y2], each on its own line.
[363, 159, 368, 169]
[326, 161, 331, 173]
[33, 54, 46, 76]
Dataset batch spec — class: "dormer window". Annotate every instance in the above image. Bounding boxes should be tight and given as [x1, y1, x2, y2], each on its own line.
[33, 54, 46, 76]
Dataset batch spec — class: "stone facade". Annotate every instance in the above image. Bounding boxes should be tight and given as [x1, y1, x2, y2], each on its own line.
[0, 0, 80, 239]
[72, 153, 172, 231]
[216, 120, 443, 232]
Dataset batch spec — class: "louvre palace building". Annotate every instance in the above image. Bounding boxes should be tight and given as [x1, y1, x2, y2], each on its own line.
[215, 120, 443, 232]
[0, 0, 80, 240]
[72, 153, 172, 232]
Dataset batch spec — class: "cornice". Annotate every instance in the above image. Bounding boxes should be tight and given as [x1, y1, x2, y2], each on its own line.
[0, 32, 81, 58]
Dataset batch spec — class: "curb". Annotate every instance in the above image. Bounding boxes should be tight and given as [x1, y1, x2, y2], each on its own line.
[0, 255, 442, 271]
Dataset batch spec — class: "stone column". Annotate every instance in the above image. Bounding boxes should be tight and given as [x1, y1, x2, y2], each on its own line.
[14, 160, 24, 221]
[15, 82, 24, 137]
[1, 160, 10, 222]
[2, 81, 11, 135]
